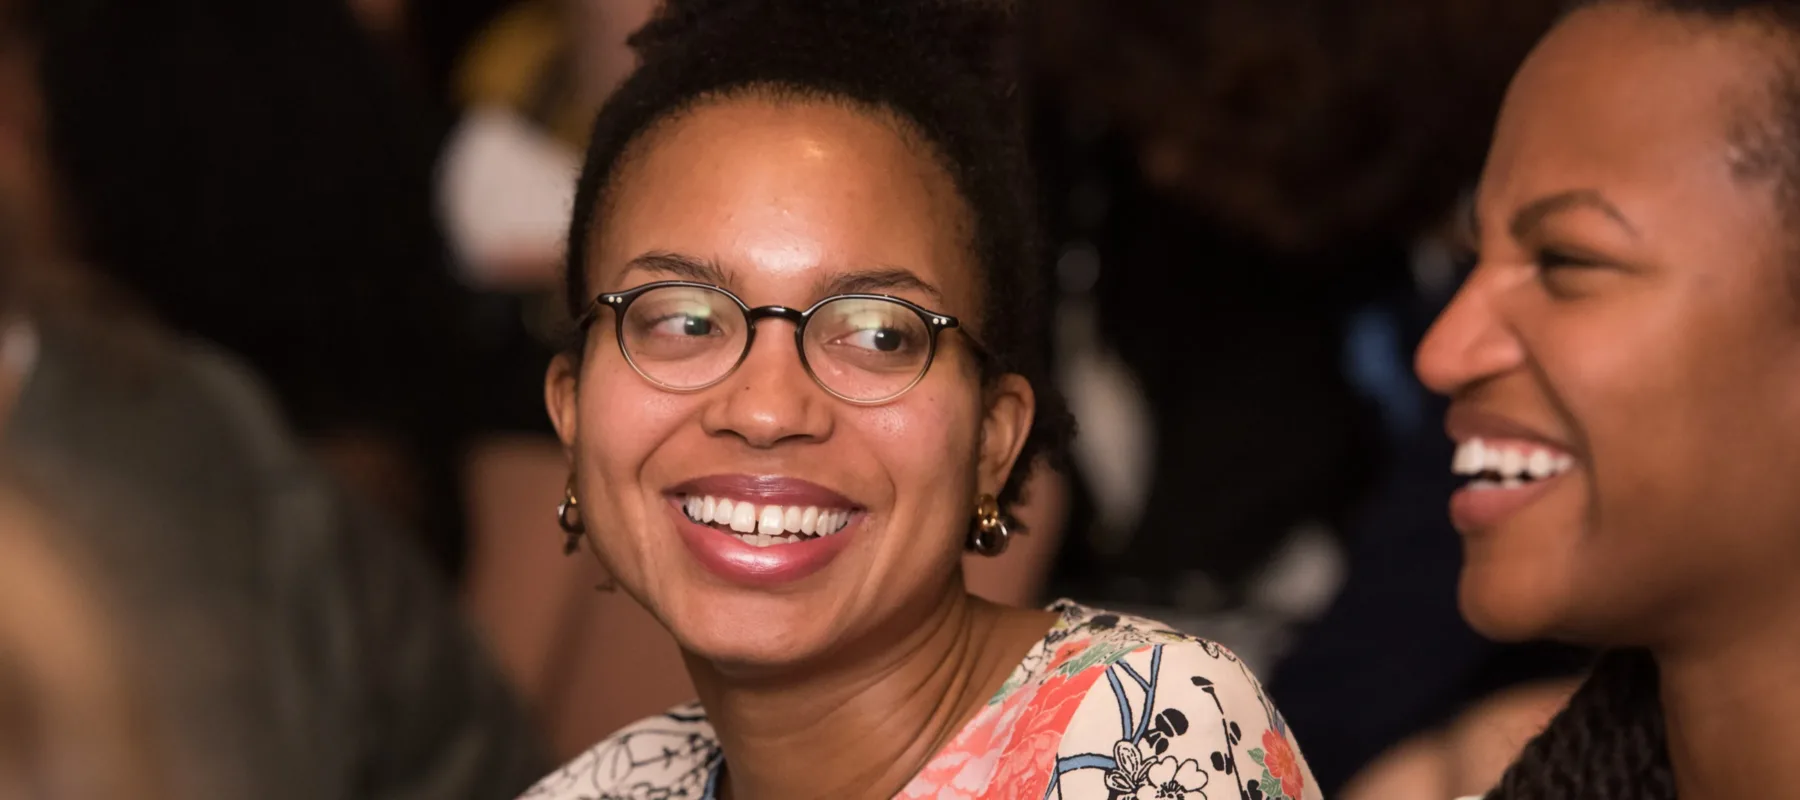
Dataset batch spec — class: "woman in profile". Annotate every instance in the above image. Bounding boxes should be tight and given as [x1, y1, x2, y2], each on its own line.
[523, 0, 1319, 798]
[1419, 0, 1800, 795]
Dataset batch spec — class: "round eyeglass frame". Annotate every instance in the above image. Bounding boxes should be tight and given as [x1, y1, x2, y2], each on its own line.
[576, 280, 979, 405]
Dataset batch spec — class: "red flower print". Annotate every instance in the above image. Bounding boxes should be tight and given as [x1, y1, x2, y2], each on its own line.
[1049, 640, 1085, 670]
[1261, 730, 1304, 799]
[898, 691, 1022, 799]
[987, 666, 1106, 799]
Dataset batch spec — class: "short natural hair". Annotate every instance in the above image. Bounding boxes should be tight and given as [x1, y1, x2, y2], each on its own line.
[561, 0, 1072, 511]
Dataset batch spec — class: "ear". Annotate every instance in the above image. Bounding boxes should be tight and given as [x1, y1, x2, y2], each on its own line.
[977, 373, 1036, 497]
[545, 352, 582, 461]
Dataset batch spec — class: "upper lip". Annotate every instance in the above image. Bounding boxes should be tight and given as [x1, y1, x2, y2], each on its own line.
[667, 474, 862, 509]
[1444, 404, 1574, 452]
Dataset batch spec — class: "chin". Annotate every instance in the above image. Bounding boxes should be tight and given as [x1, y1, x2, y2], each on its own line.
[1457, 558, 1573, 643]
[664, 593, 839, 670]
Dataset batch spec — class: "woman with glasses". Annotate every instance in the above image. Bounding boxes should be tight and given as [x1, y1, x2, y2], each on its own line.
[521, 0, 1319, 798]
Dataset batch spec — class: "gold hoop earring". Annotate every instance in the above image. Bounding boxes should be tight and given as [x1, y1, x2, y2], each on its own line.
[558, 478, 617, 592]
[557, 477, 584, 555]
[966, 493, 1012, 557]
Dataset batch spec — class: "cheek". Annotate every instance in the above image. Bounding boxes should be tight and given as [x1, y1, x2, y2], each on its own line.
[858, 392, 983, 505]
[576, 362, 691, 511]
[1525, 300, 1800, 638]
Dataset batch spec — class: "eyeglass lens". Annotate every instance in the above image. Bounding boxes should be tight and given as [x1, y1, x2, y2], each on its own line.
[616, 284, 934, 401]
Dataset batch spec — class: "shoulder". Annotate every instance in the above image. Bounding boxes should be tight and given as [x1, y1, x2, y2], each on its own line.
[1004, 603, 1320, 800]
[1030, 602, 1269, 703]
[519, 702, 720, 800]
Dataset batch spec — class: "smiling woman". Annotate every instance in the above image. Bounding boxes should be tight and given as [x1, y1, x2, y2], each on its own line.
[518, 1, 1319, 798]
[1417, 0, 1800, 796]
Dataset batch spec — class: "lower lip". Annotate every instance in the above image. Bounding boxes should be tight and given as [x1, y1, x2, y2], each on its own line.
[1449, 474, 1567, 532]
[669, 499, 857, 587]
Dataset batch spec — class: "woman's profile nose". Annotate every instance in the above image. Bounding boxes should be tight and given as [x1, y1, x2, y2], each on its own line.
[1415, 270, 1521, 396]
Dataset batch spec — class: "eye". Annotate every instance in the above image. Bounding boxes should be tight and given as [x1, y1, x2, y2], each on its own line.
[1538, 248, 1597, 271]
[807, 299, 931, 366]
[836, 321, 916, 353]
[1533, 247, 1610, 299]
[648, 312, 718, 338]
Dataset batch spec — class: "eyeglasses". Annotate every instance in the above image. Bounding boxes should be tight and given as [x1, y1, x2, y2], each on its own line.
[577, 281, 979, 404]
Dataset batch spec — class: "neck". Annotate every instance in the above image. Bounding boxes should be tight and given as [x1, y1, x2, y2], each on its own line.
[686, 586, 1054, 800]
[1658, 594, 1800, 800]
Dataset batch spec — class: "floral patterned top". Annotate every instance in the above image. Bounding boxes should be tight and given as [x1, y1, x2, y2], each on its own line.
[520, 601, 1320, 800]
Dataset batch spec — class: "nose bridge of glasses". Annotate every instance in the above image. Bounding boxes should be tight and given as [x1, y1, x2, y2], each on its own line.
[743, 304, 808, 330]
[733, 304, 812, 380]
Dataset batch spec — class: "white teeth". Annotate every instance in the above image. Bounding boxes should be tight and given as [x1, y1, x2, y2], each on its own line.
[758, 505, 784, 535]
[1453, 439, 1485, 475]
[1500, 448, 1524, 477]
[1452, 439, 1576, 484]
[1481, 444, 1505, 474]
[680, 495, 855, 541]
[1526, 449, 1553, 479]
[730, 502, 756, 533]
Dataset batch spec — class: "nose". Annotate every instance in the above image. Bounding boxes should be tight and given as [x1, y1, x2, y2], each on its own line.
[1415, 263, 1525, 397]
[700, 322, 834, 448]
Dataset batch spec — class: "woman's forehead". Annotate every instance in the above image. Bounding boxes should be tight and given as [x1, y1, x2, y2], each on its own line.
[590, 97, 980, 313]
[1481, 5, 1788, 224]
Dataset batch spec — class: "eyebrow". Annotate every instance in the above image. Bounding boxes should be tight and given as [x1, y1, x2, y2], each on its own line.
[1509, 189, 1640, 240]
[620, 251, 947, 307]
[817, 268, 946, 306]
[620, 251, 732, 285]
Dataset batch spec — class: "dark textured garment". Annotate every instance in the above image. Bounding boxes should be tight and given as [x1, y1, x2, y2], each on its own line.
[3, 318, 549, 800]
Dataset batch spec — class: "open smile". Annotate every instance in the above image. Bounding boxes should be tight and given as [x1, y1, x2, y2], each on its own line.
[1448, 437, 1577, 531]
[664, 475, 866, 586]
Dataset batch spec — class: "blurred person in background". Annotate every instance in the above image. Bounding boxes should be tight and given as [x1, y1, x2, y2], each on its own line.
[1413, 0, 1800, 795]
[0, 10, 551, 794]
[1027, 0, 1577, 794]
[0, 253, 551, 799]
[524, 0, 1319, 797]
[0, 477, 170, 800]
[23, 0, 480, 579]
[437, 0, 1070, 755]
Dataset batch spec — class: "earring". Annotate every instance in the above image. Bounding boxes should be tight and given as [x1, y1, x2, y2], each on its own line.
[966, 493, 1012, 557]
[558, 478, 618, 592]
[558, 477, 584, 555]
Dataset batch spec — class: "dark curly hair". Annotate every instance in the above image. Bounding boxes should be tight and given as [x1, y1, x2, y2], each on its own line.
[560, 0, 1071, 513]
[1488, 2, 1800, 798]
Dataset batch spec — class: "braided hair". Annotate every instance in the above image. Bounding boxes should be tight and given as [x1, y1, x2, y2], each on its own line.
[1489, 2, 1800, 797]
[561, 0, 1071, 513]
[1486, 650, 1674, 799]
